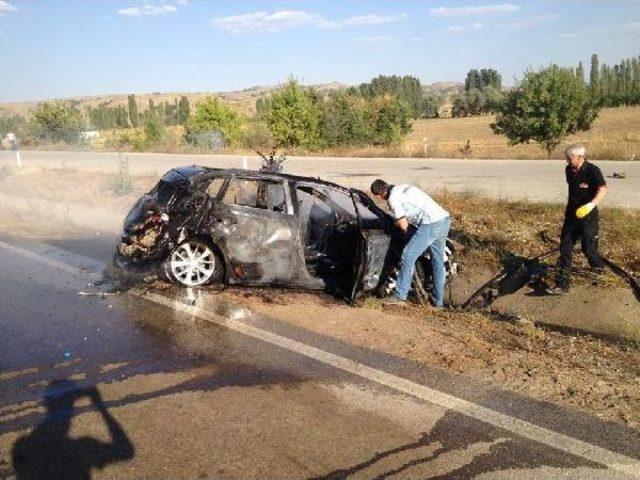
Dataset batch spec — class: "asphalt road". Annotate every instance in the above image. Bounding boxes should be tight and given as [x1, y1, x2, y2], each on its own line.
[1, 234, 640, 479]
[1, 150, 639, 208]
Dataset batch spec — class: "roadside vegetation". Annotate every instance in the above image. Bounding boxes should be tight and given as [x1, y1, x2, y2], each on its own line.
[434, 190, 640, 277]
[1, 53, 639, 159]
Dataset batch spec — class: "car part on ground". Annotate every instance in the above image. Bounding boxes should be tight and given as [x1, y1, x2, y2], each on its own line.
[539, 230, 640, 303]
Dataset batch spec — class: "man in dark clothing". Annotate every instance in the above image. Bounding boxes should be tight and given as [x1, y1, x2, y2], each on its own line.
[547, 144, 607, 295]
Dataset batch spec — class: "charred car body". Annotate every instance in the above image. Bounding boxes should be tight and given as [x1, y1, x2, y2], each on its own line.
[115, 166, 456, 303]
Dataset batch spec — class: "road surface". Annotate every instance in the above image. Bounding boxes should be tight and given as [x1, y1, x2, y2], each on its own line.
[1, 150, 638, 208]
[1, 233, 640, 479]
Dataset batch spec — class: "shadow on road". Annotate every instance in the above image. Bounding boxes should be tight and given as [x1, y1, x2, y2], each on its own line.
[11, 379, 134, 480]
[309, 410, 604, 479]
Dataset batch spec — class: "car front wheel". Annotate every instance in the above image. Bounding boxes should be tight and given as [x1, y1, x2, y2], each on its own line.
[166, 239, 222, 287]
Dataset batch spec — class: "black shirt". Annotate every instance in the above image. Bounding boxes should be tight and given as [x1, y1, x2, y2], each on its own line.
[565, 161, 606, 210]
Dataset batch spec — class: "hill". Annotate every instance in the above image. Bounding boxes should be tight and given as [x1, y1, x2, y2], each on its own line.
[0, 82, 348, 118]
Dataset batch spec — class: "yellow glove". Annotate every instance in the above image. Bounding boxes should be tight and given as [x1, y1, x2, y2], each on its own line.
[576, 202, 595, 219]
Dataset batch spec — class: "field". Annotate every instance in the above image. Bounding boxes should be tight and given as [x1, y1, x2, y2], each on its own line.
[404, 106, 640, 160]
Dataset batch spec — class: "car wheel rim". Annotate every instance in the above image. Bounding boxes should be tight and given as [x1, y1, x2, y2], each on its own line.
[170, 242, 215, 286]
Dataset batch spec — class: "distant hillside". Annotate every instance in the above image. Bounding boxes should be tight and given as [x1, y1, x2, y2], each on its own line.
[423, 81, 464, 95]
[0, 82, 348, 118]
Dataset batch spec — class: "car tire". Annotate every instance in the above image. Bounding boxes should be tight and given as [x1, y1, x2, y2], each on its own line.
[164, 239, 223, 287]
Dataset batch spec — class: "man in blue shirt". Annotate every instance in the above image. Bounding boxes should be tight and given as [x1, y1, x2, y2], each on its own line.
[370, 179, 451, 308]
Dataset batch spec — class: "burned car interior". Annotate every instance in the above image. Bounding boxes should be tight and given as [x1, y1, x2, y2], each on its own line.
[294, 183, 361, 293]
[115, 166, 456, 303]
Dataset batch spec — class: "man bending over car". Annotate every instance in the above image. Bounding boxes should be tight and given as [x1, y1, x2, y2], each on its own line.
[370, 179, 450, 308]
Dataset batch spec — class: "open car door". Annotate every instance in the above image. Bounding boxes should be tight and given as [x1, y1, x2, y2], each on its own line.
[349, 189, 392, 303]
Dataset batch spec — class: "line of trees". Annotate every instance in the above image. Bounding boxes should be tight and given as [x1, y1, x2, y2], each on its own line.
[451, 68, 504, 117]
[264, 80, 413, 149]
[85, 95, 191, 130]
[586, 54, 640, 107]
[185, 79, 414, 150]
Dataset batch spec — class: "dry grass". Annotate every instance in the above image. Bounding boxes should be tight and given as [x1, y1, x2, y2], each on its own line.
[406, 106, 640, 160]
[436, 190, 640, 276]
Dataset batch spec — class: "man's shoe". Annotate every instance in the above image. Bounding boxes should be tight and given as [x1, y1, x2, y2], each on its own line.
[545, 285, 570, 296]
[381, 295, 407, 306]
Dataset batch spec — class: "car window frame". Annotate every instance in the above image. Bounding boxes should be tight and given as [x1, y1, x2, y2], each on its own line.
[221, 175, 293, 215]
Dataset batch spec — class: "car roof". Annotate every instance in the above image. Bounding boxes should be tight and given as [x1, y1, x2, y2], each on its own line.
[172, 165, 352, 193]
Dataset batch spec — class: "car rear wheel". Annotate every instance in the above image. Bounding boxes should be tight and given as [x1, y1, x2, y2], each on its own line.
[166, 239, 222, 287]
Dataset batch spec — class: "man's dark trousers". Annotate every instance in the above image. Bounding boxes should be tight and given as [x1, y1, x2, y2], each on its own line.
[557, 209, 604, 288]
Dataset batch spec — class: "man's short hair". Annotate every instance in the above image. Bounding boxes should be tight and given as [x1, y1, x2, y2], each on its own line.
[565, 143, 586, 158]
[370, 179, 389, 196]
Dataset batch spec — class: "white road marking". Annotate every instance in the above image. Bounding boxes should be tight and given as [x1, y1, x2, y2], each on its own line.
[0, 240, 90, 277]
[2, 240, 639, 478]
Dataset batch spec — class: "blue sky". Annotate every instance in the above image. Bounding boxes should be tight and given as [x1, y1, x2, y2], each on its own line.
[0, 1, 639, 103]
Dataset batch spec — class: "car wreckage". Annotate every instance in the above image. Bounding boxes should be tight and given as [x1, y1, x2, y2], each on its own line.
[115, 166, 457, 303]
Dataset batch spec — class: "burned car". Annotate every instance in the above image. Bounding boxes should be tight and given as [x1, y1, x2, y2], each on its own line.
[115, 166, 456, 303]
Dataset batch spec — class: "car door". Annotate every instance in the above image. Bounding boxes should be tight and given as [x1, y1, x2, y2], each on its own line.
[210, 176, 302, 285]
[349, 189, 392, 302]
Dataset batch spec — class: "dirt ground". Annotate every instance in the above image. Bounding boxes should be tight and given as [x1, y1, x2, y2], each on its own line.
[214, 286, 640, 431]
[1, 166, 639, 431]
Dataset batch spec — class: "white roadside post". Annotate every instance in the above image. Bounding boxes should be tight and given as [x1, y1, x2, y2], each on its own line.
[242, 155, 248, 170]
[16, 150, 22, 169]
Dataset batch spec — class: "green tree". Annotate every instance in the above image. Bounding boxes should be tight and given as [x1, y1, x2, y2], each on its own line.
[144, 114, 165, 145]
[451, 93, 469, 117]
[370, 94, 412, 145]
[359, 75, 423, 119]
[267, 80, 321, 149]
[128, 94, 139, 127]
[482, 86, 504, 112]
[465, 69, 481, 91]
[491, 65, 600, 157]
[590, 54, 599, 96]
[421, 94, 441, 118]
[177, 96, 190, 124]
[576, 61, 585, 85]
[185, 96, 243, 147]
[31, 103, 84, 143]
[322, 90, 372, 146]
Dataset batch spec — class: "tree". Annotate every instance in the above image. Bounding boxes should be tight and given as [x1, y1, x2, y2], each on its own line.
[31, 103, 84, 143]
[322, 90, 372, 146]
[421, 94, 441, 118]
[185, 97, 242, 147]
[127, 94, 139, 127]
[143, 115, 165, 145]
[359, 75, 423, 119]
[451, 93, 469, 117]
[576, 61, 585, 85]
[589, 54, 599, 96]
[370, 94, 412, 145]
[266, 80, 321, 149]
[465, 69, 481, 91]
[177, 96, 190, 124]
[491, 65, 600, 157]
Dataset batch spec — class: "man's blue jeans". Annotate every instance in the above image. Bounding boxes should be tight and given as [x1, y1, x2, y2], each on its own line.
[395, 217, 451, 307]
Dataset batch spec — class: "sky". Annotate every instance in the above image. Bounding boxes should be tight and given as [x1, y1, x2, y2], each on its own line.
[0, 1, 639, 103]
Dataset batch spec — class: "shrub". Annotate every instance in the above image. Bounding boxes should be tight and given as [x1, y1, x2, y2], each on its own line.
[492, 65, 600, 156]
[30, 103, 85, 144]
[185, 97, 242, 148]
[267, 80, 321, 149]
